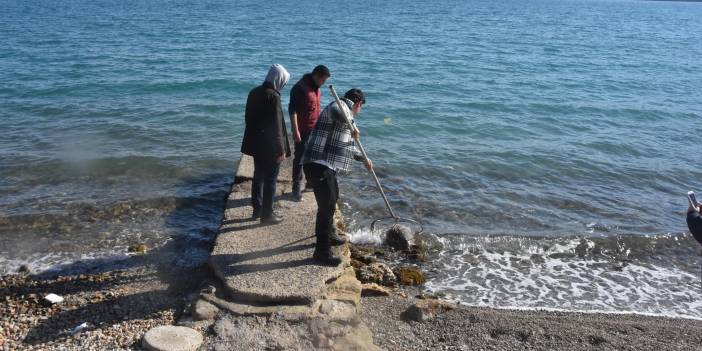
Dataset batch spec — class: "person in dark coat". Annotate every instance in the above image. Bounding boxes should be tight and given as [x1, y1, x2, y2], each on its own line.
[686, 200, 702, 246]
[241, 64, 291, 224]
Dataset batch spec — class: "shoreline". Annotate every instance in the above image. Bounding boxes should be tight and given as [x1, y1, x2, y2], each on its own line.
[3, 155, 702, 350]
[360, 285, 702, 351]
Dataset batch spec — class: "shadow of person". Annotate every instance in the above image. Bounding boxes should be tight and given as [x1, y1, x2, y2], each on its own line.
[19, 171, 233, 346]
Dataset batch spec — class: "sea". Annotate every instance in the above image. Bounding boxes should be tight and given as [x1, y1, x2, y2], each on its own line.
[2, 0, 702, 319]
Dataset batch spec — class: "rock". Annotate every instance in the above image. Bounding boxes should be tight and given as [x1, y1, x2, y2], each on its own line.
[128, 244, 147, 254]
[361, 283, 391, 296]
[318, 300, 357, 324]
[142, 325, 203, 351]
[384, 224, 414, 251]
[393, 266, 425, 286]
[357, 263, 396, 287]
[18, 264, 31, 274]
[43, 293, 64, 304]
[71, 322, 90, 335]
[191, 299, 219, 321]
[402, 300, 456, 322]
[325, 267, 362, 307]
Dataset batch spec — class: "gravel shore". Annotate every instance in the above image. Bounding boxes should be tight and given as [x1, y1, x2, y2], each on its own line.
[0, 252, 209, 351]
[360, 286, 702, 351]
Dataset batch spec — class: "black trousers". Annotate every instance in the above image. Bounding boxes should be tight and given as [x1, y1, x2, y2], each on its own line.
[686, 211, 702, 246]
[303, 162, 338, 250]
[252, 156, 280, 218]
[292, 133, 310, 195]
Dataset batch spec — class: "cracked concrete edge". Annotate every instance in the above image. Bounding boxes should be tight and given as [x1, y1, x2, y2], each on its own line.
[200, 293, 313, 319]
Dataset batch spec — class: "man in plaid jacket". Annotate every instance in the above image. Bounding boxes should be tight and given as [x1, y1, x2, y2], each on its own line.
[302, 88, 373, 265]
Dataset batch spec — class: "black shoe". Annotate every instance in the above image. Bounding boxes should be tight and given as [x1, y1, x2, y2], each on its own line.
[329, 232, 347, 246]
[291, 192, 303, 202]
[251, 210, 261, 219]
[313, 249, 342, 266]
[260, 214, 283, 225]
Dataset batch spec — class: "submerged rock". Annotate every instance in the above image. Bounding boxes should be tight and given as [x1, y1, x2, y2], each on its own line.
[384, 224, 414, 251]
[128, 244, 147, 254]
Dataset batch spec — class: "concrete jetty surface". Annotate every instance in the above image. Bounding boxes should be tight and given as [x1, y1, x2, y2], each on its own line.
[210, 155, 349, 304]
[198, 154, 380, 350]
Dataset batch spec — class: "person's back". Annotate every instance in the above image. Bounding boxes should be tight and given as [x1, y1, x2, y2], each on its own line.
[241, 64, 291, 224]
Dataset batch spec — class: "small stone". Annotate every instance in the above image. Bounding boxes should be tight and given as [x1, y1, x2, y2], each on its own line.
[191, 299, 218, 321]
[361, 283, 391, 296]
[128, 244, 147, 254]
[402, 300, 456, 322]
[142, 325, 203, 351]
[43, 293, 64, 304]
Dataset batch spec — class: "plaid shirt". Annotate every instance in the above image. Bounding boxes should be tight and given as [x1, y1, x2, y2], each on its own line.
[301, 98, 362, 172]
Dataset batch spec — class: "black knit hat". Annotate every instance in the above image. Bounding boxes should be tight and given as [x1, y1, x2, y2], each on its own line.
[344, 88, 365, 104]
[312, 65, 331, 77]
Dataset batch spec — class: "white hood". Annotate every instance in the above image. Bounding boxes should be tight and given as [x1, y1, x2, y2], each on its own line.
[264, 64, 290, 92]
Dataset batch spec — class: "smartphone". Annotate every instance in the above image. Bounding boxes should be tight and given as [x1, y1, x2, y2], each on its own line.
[688, 191, 700, 208]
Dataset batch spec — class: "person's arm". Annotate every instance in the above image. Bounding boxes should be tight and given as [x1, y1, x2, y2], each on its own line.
[268, 94, 286, 162]
[289, 85, 302, 143]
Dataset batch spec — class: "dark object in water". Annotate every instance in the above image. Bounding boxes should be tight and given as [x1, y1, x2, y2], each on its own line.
[384, 224, 414, 251]
[18, 264, 31, 274]
[128, 244, 147, 254]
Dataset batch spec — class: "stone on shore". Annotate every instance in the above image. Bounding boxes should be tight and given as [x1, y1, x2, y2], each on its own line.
[325, 266, 362, 307]
[192, 299, 219, 321]
[357, 263, 397, 287]
[142, 325, 203, 351]
[393, 266, 426, 285]
[361, 283, 391, 296]
[402, 300, 456, 322]
[384, 224, 414, 251]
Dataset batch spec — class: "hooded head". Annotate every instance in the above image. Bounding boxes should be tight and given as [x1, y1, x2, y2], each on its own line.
[264, 64, 290, 92]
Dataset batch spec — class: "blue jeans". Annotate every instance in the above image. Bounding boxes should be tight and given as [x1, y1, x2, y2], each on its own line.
[252, 156, 281, 218]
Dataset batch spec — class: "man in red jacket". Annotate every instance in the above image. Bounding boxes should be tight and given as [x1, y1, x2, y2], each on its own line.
[288, 65, 331, 201]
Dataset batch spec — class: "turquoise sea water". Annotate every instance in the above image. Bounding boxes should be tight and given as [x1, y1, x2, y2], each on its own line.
[2, 0, 702, 317]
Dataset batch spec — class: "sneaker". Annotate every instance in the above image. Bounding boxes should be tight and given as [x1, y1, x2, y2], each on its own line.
[329, 232, 347, 246]
[313, 249, 342, 266]
[292, 192, 303, 202]
[260, 213, 283, 225]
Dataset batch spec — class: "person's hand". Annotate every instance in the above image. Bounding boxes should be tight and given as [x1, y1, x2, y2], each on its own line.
[293, 130, 301, 144]
[363, 158, 373, 172]
[276, 154, 286, 163]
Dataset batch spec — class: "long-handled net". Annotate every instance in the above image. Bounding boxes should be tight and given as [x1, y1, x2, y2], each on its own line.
[329, 85, 424, 234]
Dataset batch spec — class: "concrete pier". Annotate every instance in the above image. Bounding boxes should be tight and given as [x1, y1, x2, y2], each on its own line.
[197, 154, 380, 350]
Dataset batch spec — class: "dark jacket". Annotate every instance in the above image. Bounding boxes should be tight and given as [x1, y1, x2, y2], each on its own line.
[241, 81, 291, 160]
[686, 211, 702, 246]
